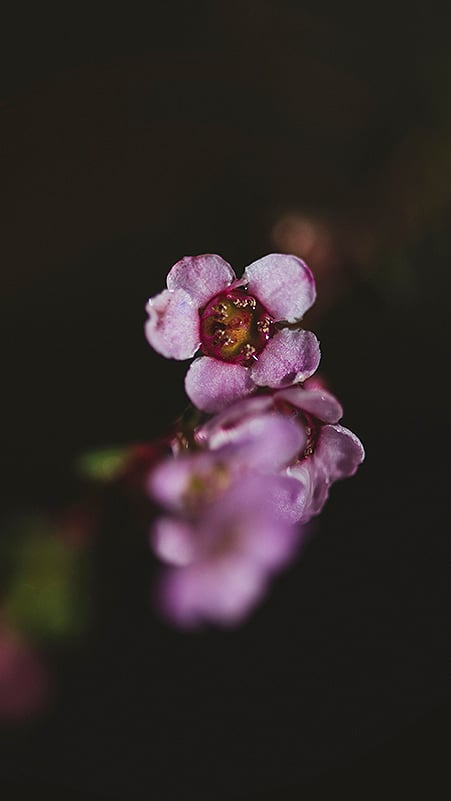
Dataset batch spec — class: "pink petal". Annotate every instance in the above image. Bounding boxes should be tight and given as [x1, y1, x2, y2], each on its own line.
[262, 472, 310, 526]
[195, 396, 274, 447]
[149, 455, 207, 511]
[157, 559, 266, 629]
[243, 254, 316, 322]
[166, 254, 236, 306]
[145, 289, 200, 359]
[209, 413, 306, 471]
[151, 517, 199, 566]
[185, 357, 255, 412]
[288, 460, 330, 521]
[316, 424, 365, 481]
[250, 329, 321, 388]
[149, 451, 234, 514]
[200, 475, 301, 570]
[275, 386, 343, 423]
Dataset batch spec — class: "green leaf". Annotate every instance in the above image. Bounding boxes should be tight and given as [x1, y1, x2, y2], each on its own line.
[75, 446, 131, 482]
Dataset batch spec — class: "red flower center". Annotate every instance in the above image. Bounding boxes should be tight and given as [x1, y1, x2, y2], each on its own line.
[199, 288, 274, 365]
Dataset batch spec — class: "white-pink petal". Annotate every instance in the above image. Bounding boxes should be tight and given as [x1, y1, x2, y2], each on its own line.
[151, 517, 200, 566]
[243, 254, 316, 322]
[145, 288, 200, 360]
[211, 413, 306, 471]
[158, 559, 266, 628]
[149, 456, 205, 511]
[195, 395, 274, 448]
[275, 386, 343, 423]
[166, 254, 236, 306]
[250, 328, 321, 388]
[316, 424, 365, 481]
[185, 357, 255, 412]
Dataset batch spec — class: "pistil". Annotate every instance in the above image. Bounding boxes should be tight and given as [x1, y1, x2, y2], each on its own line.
[199, 288, 274, 365]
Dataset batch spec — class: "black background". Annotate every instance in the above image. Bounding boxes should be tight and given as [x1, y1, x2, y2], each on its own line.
[1, 2, 449, 799]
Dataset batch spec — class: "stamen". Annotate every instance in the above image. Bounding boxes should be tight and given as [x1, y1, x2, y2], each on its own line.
[303, 424, 316, 458]
[212, 303, 228, 321]
[257, 316, 271, 334]
[231, 296, 256, 309]
[241, 343, 256, 359]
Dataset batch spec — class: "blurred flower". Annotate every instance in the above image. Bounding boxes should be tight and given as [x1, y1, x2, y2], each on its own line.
[153, 476, 303, 629]
[149, 413, 306, 627]
[0, 625, 51, 721]
[0, 511, 96, 722]
[272, 214, 341, 274]
[271, 213, 354, 322]
[145, 253, 320, 411]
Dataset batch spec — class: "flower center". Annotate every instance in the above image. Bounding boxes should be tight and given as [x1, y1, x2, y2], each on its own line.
[183, 463, 231, 514]
[199, 288, 274, 365]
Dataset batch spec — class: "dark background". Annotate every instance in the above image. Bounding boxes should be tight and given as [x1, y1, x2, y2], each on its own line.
[1, 2, 449, 799]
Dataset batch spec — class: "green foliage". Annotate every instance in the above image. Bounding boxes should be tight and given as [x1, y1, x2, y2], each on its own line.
[3, 516, 88, 642]
[75, 446, 131, 482]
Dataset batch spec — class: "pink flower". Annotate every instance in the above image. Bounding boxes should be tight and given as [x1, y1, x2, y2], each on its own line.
[148, 413, 307, 627]
[0, 627, 51, 720]
[196, 381, 365, 523]
[145, 254, 320, 412]
[154, 477, 303, 628]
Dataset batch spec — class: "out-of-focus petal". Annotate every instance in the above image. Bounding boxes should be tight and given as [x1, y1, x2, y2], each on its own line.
[275, 386, 343, 423]
[316, 424, 365, 481]
[0, 633, 50, 720]
[156, 473, 303, 628]
[149, 450, 233, 514]
[250, 329, 320, 388]
[166, 254, 236, 306]
[202, 475, 302, 570]
[151, 517, 199, 566]
[145, 289, 200, 359]
[243, 254, 316, 321]
[157, 559, 266, 629]
[185, 356, 254, 412]
[149, 453, 208, 510]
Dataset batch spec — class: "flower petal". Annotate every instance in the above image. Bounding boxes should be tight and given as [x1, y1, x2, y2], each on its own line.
[195, 395, 274, 447]
[166, 254, 236, 306]
[149, 453, 210, 511]
[266, 473, 311, 525]
[316, 424, 365, 481]
[145, 288, 200, 359]
[185, 357, 254, 412]
[157, 558, 266, 629]
[200, 475, 302, 570]
[288, 459, 330, 521]
[151, 517, 200, 566]
[243, 254, 316, 322]
[274, 386, 343, 423]
[218, 413, 306, 471]
[154, 473, 304, 628]
[250, 329, 320, 388]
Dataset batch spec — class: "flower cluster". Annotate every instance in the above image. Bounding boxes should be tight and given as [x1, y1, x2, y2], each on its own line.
[145, 254, 364, 627]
